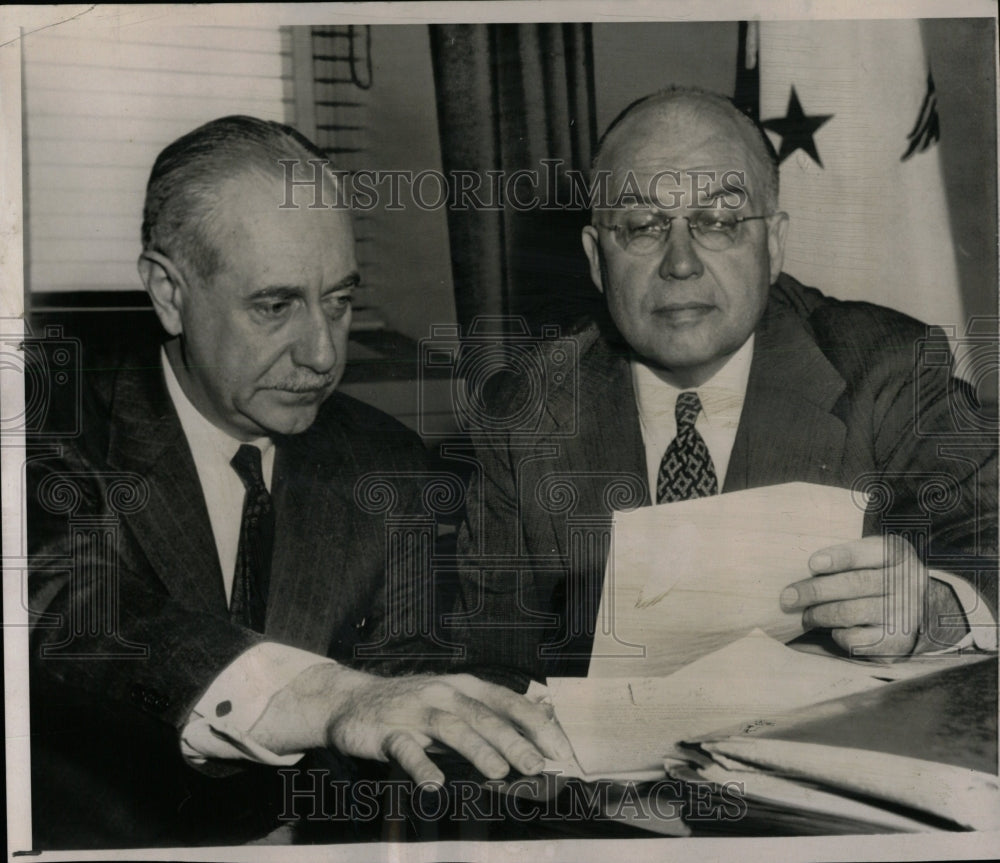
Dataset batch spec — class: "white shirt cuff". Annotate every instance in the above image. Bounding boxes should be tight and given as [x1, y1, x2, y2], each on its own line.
[928, 570, 998, 652]
[181, 642, 336, 765]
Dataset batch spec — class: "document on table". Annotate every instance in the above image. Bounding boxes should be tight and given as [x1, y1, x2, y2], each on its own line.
[588, 482, 865, 678]
[545, 629, 899, 778]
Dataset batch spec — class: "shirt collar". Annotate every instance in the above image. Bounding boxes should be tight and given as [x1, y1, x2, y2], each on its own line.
[632, 334, 755, 426]
[161, 347, 273, 465]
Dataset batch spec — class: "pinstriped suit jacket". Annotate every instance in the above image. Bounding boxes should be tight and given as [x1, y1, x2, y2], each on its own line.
[27, 351, 429, 847]
[451, 275, 998, 683]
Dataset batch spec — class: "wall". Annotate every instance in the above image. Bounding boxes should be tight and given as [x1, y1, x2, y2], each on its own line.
[926, 17, 998, 324]
[593, 22, 738, 131]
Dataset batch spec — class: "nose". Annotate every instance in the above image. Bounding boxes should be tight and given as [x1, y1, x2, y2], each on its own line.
[658, 218, 705, 281]
[291, 307, 339, 374]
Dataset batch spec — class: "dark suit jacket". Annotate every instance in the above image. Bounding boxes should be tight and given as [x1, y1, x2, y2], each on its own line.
[450, 275, 998, 683]
[27, 349, 431, 848]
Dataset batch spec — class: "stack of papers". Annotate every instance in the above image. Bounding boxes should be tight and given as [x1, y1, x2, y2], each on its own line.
[680, 656, 1000, 831]
[531, 481, 997, 833]
[543, 629, 890, 779]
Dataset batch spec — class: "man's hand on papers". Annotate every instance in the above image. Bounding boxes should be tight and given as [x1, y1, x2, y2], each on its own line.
[780, 535, 962, 659]
[250, 665, 574, 785]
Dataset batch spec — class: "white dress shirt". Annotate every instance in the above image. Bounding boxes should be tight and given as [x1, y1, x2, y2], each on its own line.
[162, 351, 333, 765]
[629, 339, 996, 651]
[162, 350, 275, 601]
[632, 335, 755, 494]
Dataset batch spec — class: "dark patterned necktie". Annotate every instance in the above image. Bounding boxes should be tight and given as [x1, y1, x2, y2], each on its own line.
[229, 444, 273, 632]
[656, 391, 719, 503]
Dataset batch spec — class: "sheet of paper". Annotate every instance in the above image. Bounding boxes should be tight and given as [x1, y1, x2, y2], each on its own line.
[547, 629, 889, 777]
[588, 482, 865, 678]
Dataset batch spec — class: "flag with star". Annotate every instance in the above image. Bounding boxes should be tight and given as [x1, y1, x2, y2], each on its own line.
[752, 20, 964, 340]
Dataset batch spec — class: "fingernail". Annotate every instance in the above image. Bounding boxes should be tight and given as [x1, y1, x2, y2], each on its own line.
[780, 587, 799, 608]
[521, 753, 545, 774]
[811, 553, 832, 571]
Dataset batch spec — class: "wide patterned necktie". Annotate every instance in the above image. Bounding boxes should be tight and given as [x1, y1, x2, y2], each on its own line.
[229, 444, 273, 632]
[656, 391, 719, 504]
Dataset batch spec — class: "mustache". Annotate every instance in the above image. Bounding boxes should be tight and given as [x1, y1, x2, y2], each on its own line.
[262, 375, 338, 392]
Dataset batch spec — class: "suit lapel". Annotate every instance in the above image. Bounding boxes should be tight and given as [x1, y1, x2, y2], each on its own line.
[107, 363, 228, 615]
[264, 433, 355, 654]
[542, 330, 650, 561]
[725, 296, 848, 492]
[576, 337, 651, 508]
[107, 360, 355, 649]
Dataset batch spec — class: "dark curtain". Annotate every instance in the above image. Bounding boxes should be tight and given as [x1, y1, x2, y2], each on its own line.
[732, 20, 760, 120]
[429, 24, 601, 334]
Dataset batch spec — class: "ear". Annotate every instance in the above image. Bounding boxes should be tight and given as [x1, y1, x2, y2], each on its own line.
[765, 212, 790, 284]
[581, 225, 604, 294]
[138, 251, 186, 336]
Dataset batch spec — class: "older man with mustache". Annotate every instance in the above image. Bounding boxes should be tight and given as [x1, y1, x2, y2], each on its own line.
[27, 116, 570, 849]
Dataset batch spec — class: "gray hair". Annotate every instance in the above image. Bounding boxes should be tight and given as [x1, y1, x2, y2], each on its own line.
[141, 115, 335, 281]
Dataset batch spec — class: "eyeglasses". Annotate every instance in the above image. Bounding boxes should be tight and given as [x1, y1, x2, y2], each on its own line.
[595, 210, 774, 254]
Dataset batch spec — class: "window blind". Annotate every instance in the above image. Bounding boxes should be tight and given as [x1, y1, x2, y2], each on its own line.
[23, 25, 292, 294]
[302, 25, 383, 330]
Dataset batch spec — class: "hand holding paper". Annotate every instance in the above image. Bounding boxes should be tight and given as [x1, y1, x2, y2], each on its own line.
[781, 534, 937, 659]
[590, 482, 866, 677]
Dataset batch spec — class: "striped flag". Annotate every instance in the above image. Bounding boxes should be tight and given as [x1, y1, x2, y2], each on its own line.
[753, 20, 965, 341]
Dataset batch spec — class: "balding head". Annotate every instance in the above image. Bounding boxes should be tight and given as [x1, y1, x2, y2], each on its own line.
[593, 88, 779, 213]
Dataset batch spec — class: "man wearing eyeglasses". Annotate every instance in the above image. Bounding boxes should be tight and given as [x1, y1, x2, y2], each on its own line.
[452, 87, 996, 684]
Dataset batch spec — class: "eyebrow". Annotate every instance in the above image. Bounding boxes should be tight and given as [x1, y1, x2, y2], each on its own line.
[246, 272, 361, 301]
[331, 272, 362, 291]
[246, 286, 302, 302]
